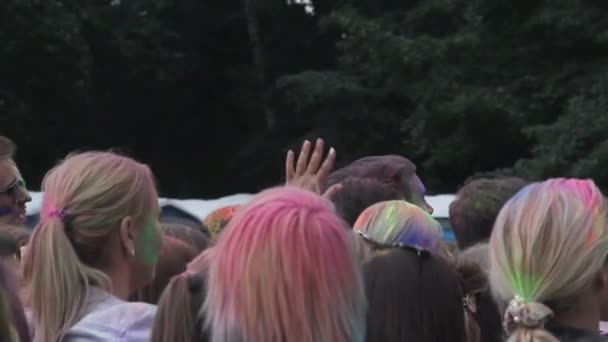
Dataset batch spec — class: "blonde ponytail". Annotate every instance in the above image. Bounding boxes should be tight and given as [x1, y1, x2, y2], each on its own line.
[23, 216, 109, 341]
[490, 179, 608, 342]
[21, 151, 158, 342]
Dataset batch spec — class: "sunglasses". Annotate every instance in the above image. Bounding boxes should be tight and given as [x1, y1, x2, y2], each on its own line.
[355, 230, 430, 257]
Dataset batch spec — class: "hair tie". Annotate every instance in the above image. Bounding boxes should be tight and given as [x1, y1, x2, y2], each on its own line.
[503, 295, 553, 332]
[47, 210, 68, 221]
[186, 273, 203, 292]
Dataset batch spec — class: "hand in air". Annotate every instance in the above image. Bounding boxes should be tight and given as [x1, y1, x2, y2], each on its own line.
[285, 139, 342, 200]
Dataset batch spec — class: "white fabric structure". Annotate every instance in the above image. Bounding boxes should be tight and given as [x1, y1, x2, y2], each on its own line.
[425, 194, 454, 219]
[25, 192, 454, 221]
[25, 192, 253, 222]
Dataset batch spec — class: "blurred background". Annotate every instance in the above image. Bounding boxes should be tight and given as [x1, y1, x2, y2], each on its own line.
[2, 0, 608, 198]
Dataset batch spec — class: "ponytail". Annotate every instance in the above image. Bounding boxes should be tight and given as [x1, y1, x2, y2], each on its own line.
[22, 218, 109, 341]
[151, 273, 206, 342]
[502, 297, 556, 342]
[489, 179, 608, 342]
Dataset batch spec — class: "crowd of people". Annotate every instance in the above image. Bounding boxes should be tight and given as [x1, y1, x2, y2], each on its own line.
[0, 135, 606, 342]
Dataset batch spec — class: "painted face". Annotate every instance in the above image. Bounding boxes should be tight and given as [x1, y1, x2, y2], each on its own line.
[0, 160, 31, 225]
[135, 216, 162, 268]
[405, 174, 433, 214]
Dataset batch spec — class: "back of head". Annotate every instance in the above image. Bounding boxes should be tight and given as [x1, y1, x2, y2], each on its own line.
[205, 187, 366, 342]
[326, 156, 416, 193]
[450, 177, 527, 249]
[152, 272, 207, 342]
[460, 243, 490, 274]
[490, 178, 608, 342]
[364, 248, 466, 342]
[202, 205, 241, 241]
[161, 222, 210, 253]
[332, 177, 403, 227]
[22, 151, 159, 341]
[354, 200, 443, 260]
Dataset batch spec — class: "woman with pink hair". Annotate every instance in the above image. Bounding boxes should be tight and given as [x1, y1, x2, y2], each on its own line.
[152, 187, 366, 342]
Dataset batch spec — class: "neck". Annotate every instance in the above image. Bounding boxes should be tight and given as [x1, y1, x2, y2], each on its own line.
[552, 292, 599, 333]
[102, 263, 132, 300]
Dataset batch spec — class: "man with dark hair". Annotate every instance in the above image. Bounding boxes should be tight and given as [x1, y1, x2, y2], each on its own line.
[449, 177, 528, 250]
[332, 177, 403, 227]
[0, 136, 30, 225]
[326, 155, 433, 214]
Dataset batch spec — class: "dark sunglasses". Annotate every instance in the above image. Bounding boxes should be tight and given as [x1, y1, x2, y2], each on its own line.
[355, 230, 430, 257]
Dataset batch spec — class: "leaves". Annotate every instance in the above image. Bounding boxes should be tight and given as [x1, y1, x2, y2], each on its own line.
[4, 0, 608, 196]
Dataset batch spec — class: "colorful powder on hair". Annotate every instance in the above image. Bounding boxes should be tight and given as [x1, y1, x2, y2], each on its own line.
[507, 271, 542, 302]
[355, 200, 442, 251]
[135, 216, 162, 267]
[379, 203, 400, 242]
[205, 187, 366, 342]
[204, 205, 241, 239]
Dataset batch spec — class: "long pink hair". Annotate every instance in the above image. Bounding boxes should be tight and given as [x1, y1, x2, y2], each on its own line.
[203, 187, 366, 342]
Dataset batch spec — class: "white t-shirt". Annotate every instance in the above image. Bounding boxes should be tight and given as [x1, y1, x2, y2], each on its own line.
[29, 288, 157, 342]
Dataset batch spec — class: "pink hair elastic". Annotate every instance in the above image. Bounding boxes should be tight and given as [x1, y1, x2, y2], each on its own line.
[47, 210, 68, 220]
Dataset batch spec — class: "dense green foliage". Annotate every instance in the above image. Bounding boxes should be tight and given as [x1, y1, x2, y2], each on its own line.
[2, 0, 608, 196]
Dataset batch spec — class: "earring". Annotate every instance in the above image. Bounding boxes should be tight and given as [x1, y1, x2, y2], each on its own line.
[130, 249, 135, 257]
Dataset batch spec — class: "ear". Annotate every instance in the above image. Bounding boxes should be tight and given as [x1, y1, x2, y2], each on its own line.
[119, 216, 136, 257]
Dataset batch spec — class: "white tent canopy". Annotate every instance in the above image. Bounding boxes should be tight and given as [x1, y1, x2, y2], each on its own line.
[26, 192, 455, 221]
[25, 192, 253, 222]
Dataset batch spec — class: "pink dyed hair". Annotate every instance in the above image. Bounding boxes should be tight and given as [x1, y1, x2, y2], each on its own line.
[203, 187, 366, 342]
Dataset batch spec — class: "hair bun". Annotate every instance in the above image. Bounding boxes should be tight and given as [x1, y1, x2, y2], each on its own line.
[503, 296, 553, 332]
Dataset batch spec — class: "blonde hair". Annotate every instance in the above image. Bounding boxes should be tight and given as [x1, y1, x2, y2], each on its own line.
[353, 200, 443, 261]
[22, 151, 158, 341]
[489, 178, 608, 342]
[151, 272, 206, 342]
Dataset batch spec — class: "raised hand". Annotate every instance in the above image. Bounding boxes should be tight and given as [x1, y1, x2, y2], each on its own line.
[285, 138, 342, 199]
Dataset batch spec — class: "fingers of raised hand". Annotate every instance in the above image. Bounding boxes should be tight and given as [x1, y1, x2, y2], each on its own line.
[295, 140, 311, 176]
[317, 147, 335, 181]
[306, 138, 325, 174]
[285, 150, 295, 183]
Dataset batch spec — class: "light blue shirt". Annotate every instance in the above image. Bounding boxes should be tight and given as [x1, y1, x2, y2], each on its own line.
[30, 288, 156, 342]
